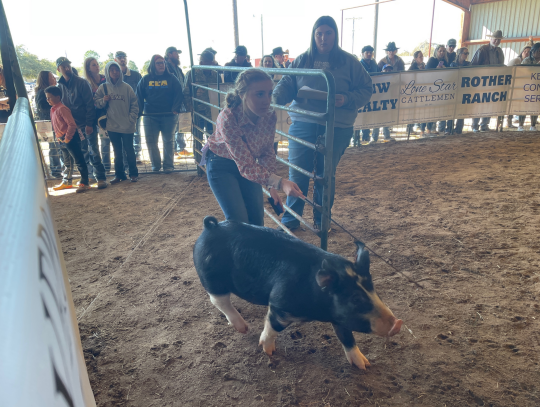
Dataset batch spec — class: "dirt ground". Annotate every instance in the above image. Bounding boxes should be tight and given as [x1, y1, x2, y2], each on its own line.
[50, 131, 540, 407]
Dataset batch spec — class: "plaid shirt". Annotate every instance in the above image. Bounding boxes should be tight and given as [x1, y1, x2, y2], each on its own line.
[208, 104, 280, 188]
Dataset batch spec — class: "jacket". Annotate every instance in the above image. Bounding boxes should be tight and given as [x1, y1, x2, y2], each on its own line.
[136, 70, 183, 116]
[360, 58, 379, 73]
[408, 61, 426, 71]
[450, 60, 471, 68]
[273, 51, 372, 128]
[94, 61, 139, 133]
[426, 57, 449, 69]
[377, 55, 405, 72]
[223, 58, 252, 83]
[34, 88, 51, 120]
[166, 60, 185, 87]
[51, 102, 77, 142]
[122, 68, 143, 92]
[183, 68, 221, 114]
[58, 74, 95, 128]
[471, 44, 505, 66]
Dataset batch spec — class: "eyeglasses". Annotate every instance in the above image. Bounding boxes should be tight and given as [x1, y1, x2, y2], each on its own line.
[155, 61, 165, 66]
[448, 45, 456, 48]
[463, 52, 469, 55]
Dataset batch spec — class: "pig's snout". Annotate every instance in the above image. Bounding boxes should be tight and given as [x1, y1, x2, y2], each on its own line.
[387, 319, 403, 337]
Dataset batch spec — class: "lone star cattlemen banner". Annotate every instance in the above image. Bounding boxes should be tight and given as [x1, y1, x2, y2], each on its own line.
[353, 65, 540, 129]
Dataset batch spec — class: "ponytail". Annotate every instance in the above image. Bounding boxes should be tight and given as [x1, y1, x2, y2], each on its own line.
[225, 68, 272, 109]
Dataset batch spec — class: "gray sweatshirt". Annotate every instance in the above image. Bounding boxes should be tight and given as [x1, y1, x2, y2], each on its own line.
[94, 61, 139, 133]
[273, 51, 372, 128]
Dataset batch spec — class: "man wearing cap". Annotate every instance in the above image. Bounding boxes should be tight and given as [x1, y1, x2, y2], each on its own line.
[470, 30, 506, 132]
[272, 47, 290, 68]
[224, 45, 252, 83]
[115, 51, 144, 164]
[165, 46, 189, 156]
[56, 57, 108, 188]
[202, 48, 219, 65]
[358, 45, 380, 144]
[446, 39, 457, 64]
[378, 42, 405, 72]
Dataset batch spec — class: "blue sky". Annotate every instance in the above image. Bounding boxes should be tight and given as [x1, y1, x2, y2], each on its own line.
[5, 0, 462, 70]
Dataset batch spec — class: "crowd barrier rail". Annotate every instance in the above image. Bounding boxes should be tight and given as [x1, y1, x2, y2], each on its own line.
[0, 98, 96, 407]
[189, 65, 336, 250]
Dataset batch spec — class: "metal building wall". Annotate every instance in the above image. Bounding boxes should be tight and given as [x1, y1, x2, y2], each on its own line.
[467, 0, 540, 63]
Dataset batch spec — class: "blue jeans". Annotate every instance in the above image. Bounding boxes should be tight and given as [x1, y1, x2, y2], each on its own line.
[382, 127, 391, 139]
[59, 135, 89, 185]
[281, 121, 353, 228]
[454, 119, 465, 134]
[100, 134, 111, 171]
[109, 131, 138, 179]
[124, 118, 142, 171]
[143, 114, 177, 172]
[79, 125, 107, 181]
[472, 117, 491, 130]
[206, 150, 264, 226]
[361, 128, 379, 141]
[438, 120, 454, 133]
[48, 141, 62, 175]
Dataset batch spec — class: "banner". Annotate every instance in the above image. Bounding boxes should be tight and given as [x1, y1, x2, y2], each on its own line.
[353, 65, 540, 129]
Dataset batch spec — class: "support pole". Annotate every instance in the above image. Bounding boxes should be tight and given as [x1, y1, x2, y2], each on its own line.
[373, 0, 379, 58]
[232, 0, 239, 47]
[183, 0, 194, 67]
[261, 15, 264, 57]
[428, 0, 436, 57]
[340, 10, 344, 47]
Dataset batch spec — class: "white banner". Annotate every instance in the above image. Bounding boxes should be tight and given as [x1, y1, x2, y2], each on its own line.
[352, 65, 540, 129]
[509, 66, 540, 115]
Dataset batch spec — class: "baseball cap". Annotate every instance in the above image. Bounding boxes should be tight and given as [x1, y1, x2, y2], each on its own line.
[55, 57, 71, 68]
[115, 51, 127, 58]
[382, 64, 393, 71]
[234, 45, 248, 56]
[447, 39, 457, 46]
[165, 47, 182, 56]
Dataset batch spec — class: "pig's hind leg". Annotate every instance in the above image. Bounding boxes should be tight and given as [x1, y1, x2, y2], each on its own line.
[259, 306, 291, 355]
[209, 294, 249, 334]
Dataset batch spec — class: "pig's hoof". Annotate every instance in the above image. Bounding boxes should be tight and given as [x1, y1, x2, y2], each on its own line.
[345, 346, 371, 370]
[231, 318, 249, 334]
[259, 337, 276, 355]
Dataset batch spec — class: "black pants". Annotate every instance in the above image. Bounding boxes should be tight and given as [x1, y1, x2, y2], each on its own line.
[60, 135, 89, 185]
[109, 131, 138, 178]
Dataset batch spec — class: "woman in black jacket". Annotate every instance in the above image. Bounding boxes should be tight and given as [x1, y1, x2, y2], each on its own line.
[35, 70, 63, 177]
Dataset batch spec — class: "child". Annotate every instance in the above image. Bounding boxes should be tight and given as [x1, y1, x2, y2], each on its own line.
[46, 86, 91, 193]
[94, 61, 139, 183]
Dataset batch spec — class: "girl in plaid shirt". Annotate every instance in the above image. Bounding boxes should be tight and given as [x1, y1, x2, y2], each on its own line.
[205, 69, 303, 226]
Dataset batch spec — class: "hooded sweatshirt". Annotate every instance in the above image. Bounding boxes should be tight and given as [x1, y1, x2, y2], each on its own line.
[94, 61, 139, 133]
[135, 69, 183, 116]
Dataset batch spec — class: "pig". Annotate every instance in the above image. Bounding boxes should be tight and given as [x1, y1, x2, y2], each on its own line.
[193, 216, 402, 370]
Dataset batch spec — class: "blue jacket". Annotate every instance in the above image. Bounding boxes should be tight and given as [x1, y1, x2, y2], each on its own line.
[136, 71, 183, 116]
[360, 58, 379, 73]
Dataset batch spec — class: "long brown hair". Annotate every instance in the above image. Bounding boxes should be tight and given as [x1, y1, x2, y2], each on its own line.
[148, 54, 165, 75]
[298, 16, 346, 70]
[35, 71, 53, 92]
[0, 66, 5, 88]
[84, 57, 101, 90]
[225, 68, 272, 109]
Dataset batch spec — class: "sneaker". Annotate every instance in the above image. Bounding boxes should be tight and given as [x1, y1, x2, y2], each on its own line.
[110, 177, 126, 185]
[177, 149, 193, 157]
[518, 126, 525, 131]
[472, 128, 480, 133]
[314, 223, 331, 235]
[480, 128, 490, 132]
[530, 126, 537, 132]
[163, 169, 173, 174]
[76, 183, 91, 193]
[52, 182, 73, 191]
[444, 132, 450, 135]
[418, 132, 425, 138]
[430, 130, 439, 135]
[97, 180, 108, 189]
[282, 222, 300, 231]
[130, 176, 138, 182]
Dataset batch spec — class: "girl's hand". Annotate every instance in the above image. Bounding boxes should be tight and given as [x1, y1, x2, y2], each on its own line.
[281, 179, 304, 198]
[269, 188, 284, 212]
[103, 95, 111, 102]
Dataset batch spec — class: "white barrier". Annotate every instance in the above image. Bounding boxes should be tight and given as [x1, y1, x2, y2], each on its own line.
[355, 65, 540, 129]
[0, 98, 96, 407]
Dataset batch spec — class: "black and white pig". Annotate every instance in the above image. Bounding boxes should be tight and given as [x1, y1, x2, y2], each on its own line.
[193, 216, 403, 370]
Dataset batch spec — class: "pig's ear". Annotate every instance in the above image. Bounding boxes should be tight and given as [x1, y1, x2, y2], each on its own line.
[355, 247, 370, 277]
[316, 260, 339, 290]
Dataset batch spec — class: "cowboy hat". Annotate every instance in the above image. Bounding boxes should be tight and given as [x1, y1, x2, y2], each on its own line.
[486, 30, 505, 39]
[384, 42, 399, 51]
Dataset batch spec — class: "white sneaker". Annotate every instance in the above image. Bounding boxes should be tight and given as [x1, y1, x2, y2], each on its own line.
[472, 128, 480, 133]
[518, 126, 524, 131]
[530, 126, 537, 132]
